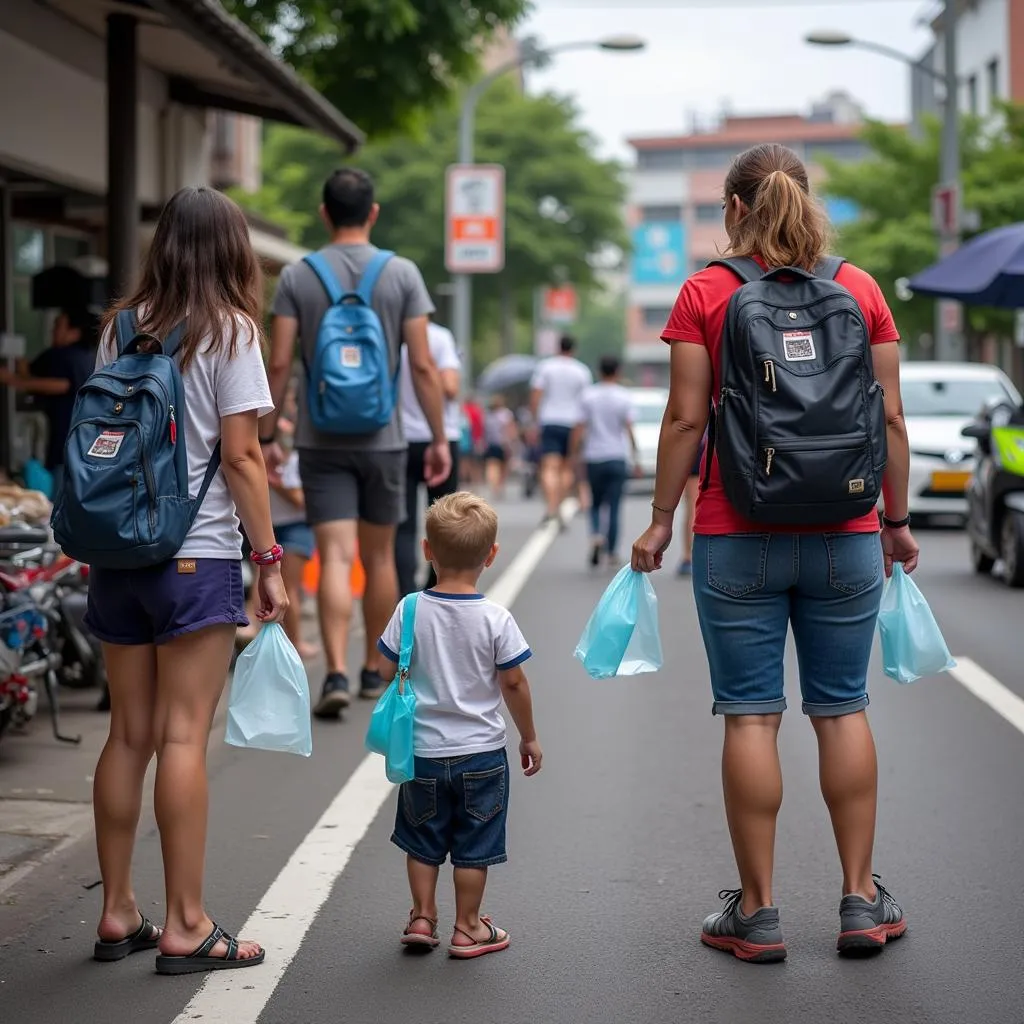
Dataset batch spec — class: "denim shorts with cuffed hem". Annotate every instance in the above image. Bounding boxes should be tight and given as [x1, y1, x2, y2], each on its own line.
[391, 748, 509, 869]
[275, 521, 316, 560]
[692, 532, 883, 718]
[85, 559, 248, 646]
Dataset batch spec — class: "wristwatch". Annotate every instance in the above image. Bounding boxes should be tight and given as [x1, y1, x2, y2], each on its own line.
[881, 514, 911, 529]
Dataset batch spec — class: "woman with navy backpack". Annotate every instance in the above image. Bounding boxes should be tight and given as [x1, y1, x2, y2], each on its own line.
[632, 144, 919, 964]
[80, 188, 286, 974]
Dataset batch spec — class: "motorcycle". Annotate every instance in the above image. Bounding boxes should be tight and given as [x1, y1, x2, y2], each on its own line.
[962, 396, 1024, 587]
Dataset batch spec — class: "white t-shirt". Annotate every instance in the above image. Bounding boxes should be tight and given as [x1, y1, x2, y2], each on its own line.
[579, 382, 636, 463]
[530, 355, 593, 427]
[269, 451, 304, 527]
[399, 322, 462, 443]
[377, 591, 532, 758]
[96, 314, 273, 559]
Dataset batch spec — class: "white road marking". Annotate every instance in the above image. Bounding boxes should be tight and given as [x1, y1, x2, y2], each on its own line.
[170, 498, 575, 1024]
[948, 656, 1024, 736]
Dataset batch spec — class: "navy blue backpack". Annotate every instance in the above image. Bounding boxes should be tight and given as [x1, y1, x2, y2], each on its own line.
[303, 249, 397, 434]
[51, 310, 220, 569]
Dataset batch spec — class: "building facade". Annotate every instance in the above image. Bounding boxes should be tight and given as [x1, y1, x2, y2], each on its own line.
[624, 92, 871, 382]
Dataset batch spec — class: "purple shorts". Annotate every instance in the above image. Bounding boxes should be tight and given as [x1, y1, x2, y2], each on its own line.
[84, 558, 247, 646]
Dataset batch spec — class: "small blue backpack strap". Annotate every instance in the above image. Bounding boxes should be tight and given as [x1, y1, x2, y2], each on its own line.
[193, 441, 222, 506]
[303, 252, 344, 305]
[397, 592, 419, 688]
[161, 321, 188, 359]
[114, 309, 139, 355]
[355, 250, 394, 306]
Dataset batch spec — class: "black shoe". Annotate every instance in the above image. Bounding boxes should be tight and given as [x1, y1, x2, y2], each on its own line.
[589, 539, 602, 568]
[313, 673, 350, 719]
[359, 668, 388, 700]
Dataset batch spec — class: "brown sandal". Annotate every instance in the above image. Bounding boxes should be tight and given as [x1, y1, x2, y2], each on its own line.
[448, 916, 510, 960]
[401, 913, 440, 950]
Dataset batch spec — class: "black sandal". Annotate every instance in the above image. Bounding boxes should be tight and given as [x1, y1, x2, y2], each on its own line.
[155, 922, 265, 976]
[93, 913, 162, 962]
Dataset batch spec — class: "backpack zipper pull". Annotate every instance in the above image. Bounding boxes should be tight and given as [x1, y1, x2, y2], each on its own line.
[764, 360, 777, 392]
[765, 447, 775, 475]
[169, 405, 177, 445]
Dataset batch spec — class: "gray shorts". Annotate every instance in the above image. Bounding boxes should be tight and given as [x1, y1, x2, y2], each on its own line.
[297, 448, 407, 527]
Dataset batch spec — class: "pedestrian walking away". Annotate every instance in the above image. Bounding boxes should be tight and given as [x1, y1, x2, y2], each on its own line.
[395, 316, 463, 597]
[483, 393, 517, 501]
[376, 492, 542, 958]
[529, 335, 592, 524]
[632, 143, 919, 963]
[72, 187, 287, 975]
[261, 167, 451, 719]
[574, 355, 638, 568]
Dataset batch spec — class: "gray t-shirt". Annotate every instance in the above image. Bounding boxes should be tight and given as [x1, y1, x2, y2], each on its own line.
[272, 242, 434, 451]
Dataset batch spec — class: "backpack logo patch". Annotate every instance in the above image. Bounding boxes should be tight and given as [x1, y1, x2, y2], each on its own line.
[87, 430, 125, 459]
[848, 478, 865, 494]
[341, 346, 362, 369]
[781, 330, 815, 362]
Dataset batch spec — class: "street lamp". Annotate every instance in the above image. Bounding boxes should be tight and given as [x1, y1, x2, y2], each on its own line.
[806, 2, 964, 363]
[452, 34, 646, 377]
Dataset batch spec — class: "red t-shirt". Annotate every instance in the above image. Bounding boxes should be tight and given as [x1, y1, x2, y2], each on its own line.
[662, 259, 900, 535]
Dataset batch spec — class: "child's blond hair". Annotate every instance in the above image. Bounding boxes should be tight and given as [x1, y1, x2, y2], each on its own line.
[425, 492, 498, 571]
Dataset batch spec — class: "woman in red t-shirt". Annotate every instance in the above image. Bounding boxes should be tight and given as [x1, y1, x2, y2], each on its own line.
[632, 144, 919, 963]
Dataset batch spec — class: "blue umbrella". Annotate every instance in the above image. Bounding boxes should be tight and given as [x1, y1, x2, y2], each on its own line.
[909, 222, 1024, 309]
[475, 354, 539, 394]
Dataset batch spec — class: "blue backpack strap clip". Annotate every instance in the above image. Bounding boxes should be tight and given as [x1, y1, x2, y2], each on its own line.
[397, 592, 419, 691]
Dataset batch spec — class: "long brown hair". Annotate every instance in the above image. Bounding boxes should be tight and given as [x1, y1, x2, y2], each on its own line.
[723, 144, 831, 270]
[103, 187, 264, 369]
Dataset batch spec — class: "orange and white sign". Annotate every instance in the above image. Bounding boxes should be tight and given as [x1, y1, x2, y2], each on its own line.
[541, 285, 578, 325]
[445, 164, 505, 274]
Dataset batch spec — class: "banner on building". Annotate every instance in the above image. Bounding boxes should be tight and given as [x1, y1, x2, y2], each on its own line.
[445, 164, 506, 273]
[631, 222, 685, 286]
[824, 197, 859, 227]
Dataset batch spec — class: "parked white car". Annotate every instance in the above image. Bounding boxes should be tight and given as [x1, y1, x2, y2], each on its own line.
[628, 387, 669, 479]
[898, 362, 1021, 522]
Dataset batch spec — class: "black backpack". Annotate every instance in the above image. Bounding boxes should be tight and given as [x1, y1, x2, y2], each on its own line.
[703, 256, 887, 525]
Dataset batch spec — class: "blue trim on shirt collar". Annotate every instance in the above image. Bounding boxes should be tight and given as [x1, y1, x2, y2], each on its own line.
[424, 590, 485, 601]
[377, 638, 399, 662]
[496, 647, 532, 671]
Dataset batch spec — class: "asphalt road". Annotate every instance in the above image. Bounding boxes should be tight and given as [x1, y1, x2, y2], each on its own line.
[1, 495, 1022, 1024]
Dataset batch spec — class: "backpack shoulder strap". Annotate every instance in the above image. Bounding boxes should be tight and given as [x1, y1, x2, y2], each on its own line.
[114, 309, 139, 356]
[356, 250, 395, 306]
[705, 256, 764, 284]
[303, 252, 344, 305]
[813, 255, 846, 281]
[193, 440, 222, 508]
[398, 592, 419, 690]
[161, 321, 187, 359]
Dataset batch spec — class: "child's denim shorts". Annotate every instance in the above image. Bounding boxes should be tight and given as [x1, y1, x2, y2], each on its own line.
[392, 748, 509, 869]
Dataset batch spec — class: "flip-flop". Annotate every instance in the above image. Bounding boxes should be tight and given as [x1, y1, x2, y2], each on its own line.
[448, 916, 510, 960]
[93, 913, 162, 962]
[155, 922, 265, 976]
[400, 913, 440, 950]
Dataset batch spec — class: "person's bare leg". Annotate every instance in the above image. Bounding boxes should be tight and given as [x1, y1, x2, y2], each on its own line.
[94, 642, 157, 942]
[451, 867, 498, 945]
[406, 857, 440, 937]
[314, 520, 357, 675]
[812, 712, 878, 899]
[153, 625, 260, 960]
[358, 519, 399, 677]
[540, 454, 566, 518]
[721, 714, 783, 916]
[281, 551, 316, 656]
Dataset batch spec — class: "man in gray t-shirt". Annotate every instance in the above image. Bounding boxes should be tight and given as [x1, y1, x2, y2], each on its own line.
[260, 168, 450, 718]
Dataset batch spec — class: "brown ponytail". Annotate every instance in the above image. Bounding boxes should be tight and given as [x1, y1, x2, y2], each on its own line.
[723, 144, 831, 270]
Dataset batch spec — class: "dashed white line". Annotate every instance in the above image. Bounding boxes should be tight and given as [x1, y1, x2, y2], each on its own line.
[170, 498, 575, 1024]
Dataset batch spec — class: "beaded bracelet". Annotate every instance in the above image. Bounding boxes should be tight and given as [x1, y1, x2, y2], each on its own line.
[250, 543, 284, 565]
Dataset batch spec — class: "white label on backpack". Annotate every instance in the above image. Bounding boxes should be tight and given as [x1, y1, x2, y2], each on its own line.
[341, 346, 362, 368]
[781, 330, 815, 362]
[87, 430, 125, 459]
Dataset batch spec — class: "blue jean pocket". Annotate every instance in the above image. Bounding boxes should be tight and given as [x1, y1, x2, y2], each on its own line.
[463, 765, 506, 822]
[706, 534, 771, 597]
[824, 533, 881, 595]
[401, 778, 437, 826]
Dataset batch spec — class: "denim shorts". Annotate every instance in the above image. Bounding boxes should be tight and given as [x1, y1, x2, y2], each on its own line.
[85, 558, 248, 646]
[540, 425, 572, 458]
[692, 532, 883, 717]
[392, 748, 509, 869]
[275, 521, 315, 560]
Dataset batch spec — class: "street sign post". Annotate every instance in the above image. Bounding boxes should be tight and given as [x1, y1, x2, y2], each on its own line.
[541, 285, 578, 325]
[445, 164, 505, 274]
[932, 182, 960, 237]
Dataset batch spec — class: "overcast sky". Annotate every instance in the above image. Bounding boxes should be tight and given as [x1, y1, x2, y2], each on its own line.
[519, 0, 936, 161]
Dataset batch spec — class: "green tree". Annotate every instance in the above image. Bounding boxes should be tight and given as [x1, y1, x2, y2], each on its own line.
[822, 109, 1024, 349]
[221, 0, 529, 137]
[232, 80, 628, 368]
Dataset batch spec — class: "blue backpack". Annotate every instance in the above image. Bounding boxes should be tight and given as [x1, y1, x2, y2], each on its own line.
[51, 310, 220, 569]
[303, 249, 396, 434]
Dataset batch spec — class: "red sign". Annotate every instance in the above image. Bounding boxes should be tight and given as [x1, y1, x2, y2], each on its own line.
[932, 183, 960, 237]
[445, 165, 505, 274]
[541, 285, 577, 325]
